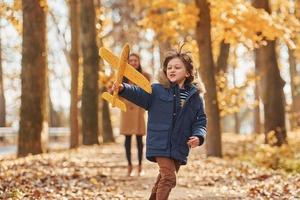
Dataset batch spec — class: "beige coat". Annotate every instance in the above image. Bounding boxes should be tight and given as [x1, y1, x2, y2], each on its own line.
[120, 98, 146, 135]
[120, 72, 150, 136]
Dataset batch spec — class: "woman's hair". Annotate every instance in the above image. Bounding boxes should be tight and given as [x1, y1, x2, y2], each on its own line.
[129, 53, 142, 73]
[162, 44, 194, 85]
[124, 53, 143, 83]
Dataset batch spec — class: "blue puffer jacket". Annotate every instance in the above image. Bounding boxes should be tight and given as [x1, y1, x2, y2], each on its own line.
[120, 82, 207, 165]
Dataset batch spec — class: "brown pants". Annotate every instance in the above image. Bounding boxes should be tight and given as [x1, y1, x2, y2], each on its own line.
[149, 157, 180, 200]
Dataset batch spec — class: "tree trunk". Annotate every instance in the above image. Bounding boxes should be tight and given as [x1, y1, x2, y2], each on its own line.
[287, 48, 300, 129]
[234, 112, 240, 134]
[254, 75, 262, 134]
[0, 29, 6, 127]
[216, 39, 230, 134]
[49, 96, 62, 127]
[102, 98, 114, 143]
[232, 67, 240, 134]
[80, 0, 99, 145]
[69, 0, 80, 148]
[158, 41, 172, 65]
[296, 0, 300, 20]
[94, 0, 114, 144]
[288, 48, 297, 109]
[195, 0, 222, 157]
[288, 0, 300, 129]
[18, 0, 48, 157]
[216, 40, 230, 74]
[253, 0, 287, 146]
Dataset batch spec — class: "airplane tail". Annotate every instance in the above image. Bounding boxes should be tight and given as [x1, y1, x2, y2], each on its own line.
[101, 92, 127, 112]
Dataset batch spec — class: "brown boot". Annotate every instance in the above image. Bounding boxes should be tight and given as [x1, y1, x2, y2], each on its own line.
[127, 165, 133, 177]
[138, 164, 144, 176]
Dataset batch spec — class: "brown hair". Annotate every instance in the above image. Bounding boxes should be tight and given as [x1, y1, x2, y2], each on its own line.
[162, 44, 194, 85]
[124, 53, 143, 83]
[129, 53, 142, 73]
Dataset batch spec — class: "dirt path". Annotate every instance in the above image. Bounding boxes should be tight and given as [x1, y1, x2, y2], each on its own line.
[101, 140, 244, 200]
[1, 136, 299, 199]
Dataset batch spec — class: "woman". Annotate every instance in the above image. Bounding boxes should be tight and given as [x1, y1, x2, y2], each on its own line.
[120, 53, 150, 176]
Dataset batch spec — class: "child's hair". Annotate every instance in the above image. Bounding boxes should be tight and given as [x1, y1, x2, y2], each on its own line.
[162, 44, 194, 85]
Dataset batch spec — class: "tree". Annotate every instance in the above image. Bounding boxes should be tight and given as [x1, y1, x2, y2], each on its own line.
[253, 0, 287, 146]
[80, 0, 99, 145]
[49, 96, 63, 127]
[94, 0, 114, 143]
[231, 56, 240, 134]
[216, 40, 230, 74]
[18, 0, 48, 157]
[98, 71, 117, 143]
[0, 25, 6, 127]
[101, 97, 114, 143]
[288, 0, 300, 129]
[69, 0, 81, 148]
[195, 0, 222, 157]
[254, 69, 262, 134]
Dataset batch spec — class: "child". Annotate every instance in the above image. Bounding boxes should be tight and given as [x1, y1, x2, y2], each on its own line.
[113, 47, 207, 199]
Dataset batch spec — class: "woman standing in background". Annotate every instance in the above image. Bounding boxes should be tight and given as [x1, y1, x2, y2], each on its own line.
[120, 53, 150, 176]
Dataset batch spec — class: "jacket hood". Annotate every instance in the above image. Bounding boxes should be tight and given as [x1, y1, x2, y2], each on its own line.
[156, 69, 206, 94]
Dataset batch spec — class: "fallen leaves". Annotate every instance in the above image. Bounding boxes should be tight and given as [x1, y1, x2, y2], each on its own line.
[0, 135, 300, 199]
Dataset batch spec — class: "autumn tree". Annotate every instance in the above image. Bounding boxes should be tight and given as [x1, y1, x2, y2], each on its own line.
[288, 0, 300, 129]
[254, 67, 262, 134]
[0, 1, 22, 128]
[136, 0, 297, 150]
[0, 25, 5, 127]
[18, 0, 48, 157]
[49, 97, 63, 127]
[216, 41, 230, 74]
[80, 0, 99, 145]
[94, 0, 114, 143]
[195, 0, 222, 157]
[253, 0, 287, 146]
[101, 102, 114, 142]
[69, 0, 81, 148]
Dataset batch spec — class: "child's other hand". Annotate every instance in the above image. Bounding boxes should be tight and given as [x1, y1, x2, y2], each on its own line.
[187, 136, 199, 148]
[110, 82, 124, 93]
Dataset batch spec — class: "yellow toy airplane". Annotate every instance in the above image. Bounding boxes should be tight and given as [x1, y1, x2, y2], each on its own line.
[100, 44, 152, 112]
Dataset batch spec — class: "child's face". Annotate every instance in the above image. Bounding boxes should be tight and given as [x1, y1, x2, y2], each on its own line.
[128, 55, 140, 69]
[166, 57, 190, 85]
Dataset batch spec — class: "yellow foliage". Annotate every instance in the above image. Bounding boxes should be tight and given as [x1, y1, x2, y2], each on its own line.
[252, 140, 300, 173]
[138, 0, 198, 45]
[1, 1, 22, 34]
[133, 0, 299, 116]
[39, 0, 48, 12]
[11, 1, 21, 11]
[135, 0, 299, 51]
[236, 131, 300, 173]
[216, 70, 255, 117]
[95, 6, 113, 41]
[99, 70, 115, 89]
[210, 0, 299, 50]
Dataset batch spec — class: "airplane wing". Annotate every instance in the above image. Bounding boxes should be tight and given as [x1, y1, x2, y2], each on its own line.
[100, 47, 152, 94]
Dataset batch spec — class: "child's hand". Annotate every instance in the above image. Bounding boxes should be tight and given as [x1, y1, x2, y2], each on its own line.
[187, 136, 199, 148]
[110, 82, 124, 93]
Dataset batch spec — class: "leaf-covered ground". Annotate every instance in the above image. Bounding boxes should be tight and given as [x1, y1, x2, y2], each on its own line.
[1, 135, 300, 200]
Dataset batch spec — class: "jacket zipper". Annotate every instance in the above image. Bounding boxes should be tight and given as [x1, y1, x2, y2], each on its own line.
[170, 86, 197, 157]
[170, 86, 177, 157]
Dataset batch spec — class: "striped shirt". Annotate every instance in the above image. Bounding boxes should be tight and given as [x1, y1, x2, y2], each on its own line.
[179, 88, 189, 107]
